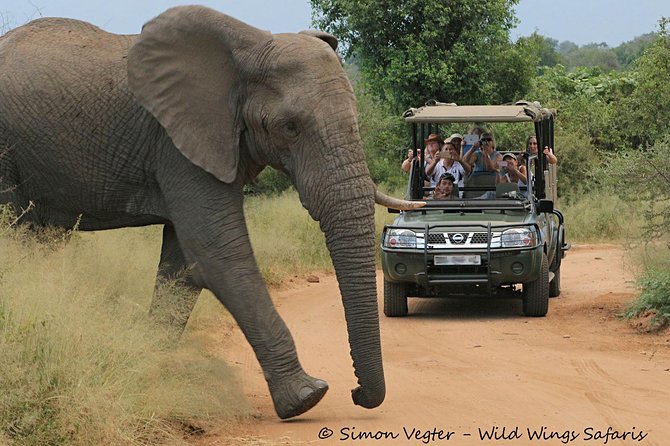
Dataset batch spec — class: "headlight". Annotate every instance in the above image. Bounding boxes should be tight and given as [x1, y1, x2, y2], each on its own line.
[384, 229, 418, 248]
[501, 228, 537, 248]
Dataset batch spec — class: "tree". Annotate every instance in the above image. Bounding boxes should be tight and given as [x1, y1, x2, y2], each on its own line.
[614, 18, 670, 148]
[565, 43, 620, 71]
[517, 32, 564, 71]
[557, 40, 578, 56]
[310, 0, 535, 111]
[613, 33, 658, 68]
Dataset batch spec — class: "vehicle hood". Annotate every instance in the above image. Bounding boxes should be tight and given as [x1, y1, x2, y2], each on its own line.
[392, 209, 533, 230]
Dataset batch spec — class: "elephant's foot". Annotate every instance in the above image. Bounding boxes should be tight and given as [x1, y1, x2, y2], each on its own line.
[267, 373, 329, 419]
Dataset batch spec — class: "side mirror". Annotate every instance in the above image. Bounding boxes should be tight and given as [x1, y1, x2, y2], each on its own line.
[387, 208, 400, 214]
[537, 199, 554, 213]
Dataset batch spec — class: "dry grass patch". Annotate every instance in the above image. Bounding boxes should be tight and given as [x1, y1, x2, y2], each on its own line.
[0, 222, 250, 445]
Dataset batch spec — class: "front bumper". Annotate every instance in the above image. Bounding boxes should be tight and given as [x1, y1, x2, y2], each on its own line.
[381, 222, 544, 292]
[382, 246, 542, 285]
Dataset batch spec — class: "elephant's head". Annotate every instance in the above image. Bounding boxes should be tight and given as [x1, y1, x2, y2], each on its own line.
[127, 5, 419, 412]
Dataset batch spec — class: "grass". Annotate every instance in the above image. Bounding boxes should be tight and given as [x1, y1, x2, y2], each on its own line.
[557, 190, 670, 329]
[0, 219, 250, 445]
[244, 191, 332, 285]
[558, 191, 644, 242]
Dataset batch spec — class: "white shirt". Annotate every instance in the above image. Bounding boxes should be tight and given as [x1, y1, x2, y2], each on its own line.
[432, 161, 466, 197]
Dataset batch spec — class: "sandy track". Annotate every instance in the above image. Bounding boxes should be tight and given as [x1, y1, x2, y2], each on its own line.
[204, 245, 670, 445]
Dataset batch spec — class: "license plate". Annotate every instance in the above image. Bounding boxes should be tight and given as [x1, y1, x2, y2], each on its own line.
[434, 255, 481, 266]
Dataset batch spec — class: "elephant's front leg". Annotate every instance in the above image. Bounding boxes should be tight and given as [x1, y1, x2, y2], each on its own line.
[150, 224, 203, 332]
[163, 183, 328, 419]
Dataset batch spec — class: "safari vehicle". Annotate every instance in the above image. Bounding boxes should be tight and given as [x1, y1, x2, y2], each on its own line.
[381, 101, 569, 317]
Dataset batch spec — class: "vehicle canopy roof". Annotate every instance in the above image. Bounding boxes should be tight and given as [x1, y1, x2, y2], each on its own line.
[403, 100, 556, 124]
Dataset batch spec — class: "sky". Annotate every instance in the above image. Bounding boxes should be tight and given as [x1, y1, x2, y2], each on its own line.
[1, 0, 669, 47]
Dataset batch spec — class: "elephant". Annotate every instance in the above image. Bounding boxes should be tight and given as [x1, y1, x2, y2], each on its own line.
[0, 6, 422, 419]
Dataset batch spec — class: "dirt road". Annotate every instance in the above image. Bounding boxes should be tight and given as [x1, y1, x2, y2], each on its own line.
[206, 245, 670, 445]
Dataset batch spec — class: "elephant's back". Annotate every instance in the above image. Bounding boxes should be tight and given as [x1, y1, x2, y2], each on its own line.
[0, 18, 135, 98]
[0, 17, 135, 66]
[0, 18, 163, 223]
[0, 17, 147, 159]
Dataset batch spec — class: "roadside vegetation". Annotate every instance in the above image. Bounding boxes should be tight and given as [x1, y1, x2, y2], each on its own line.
[0, 215, 250, 445]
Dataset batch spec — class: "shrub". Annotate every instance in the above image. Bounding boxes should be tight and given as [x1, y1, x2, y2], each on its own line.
[624, 268, 670, 330]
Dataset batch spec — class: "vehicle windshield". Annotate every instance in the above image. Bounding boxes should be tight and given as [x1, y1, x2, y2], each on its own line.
[403, 119, 547, 203]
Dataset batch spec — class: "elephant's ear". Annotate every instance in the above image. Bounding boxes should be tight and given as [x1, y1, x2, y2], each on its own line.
[299, 30, 338, 52]
[128, 6, 271, 183]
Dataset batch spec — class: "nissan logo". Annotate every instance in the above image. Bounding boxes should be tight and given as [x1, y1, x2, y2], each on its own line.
[451, 233, 465, 243]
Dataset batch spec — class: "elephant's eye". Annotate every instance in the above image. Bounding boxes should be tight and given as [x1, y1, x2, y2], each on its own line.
[281, 120, 299, 139]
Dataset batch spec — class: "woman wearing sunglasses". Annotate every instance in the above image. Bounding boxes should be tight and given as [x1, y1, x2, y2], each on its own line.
[460, 132, 503, 198]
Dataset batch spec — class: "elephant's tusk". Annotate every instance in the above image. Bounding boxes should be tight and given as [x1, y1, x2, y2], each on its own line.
[375, 190, 425, 210]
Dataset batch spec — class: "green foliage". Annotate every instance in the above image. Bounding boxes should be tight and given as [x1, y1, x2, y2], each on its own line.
[526, 67, 620, 196]
[311, 0, 535, 111]
[624, 268, 670, 330]
[614, 20, 670, 148]
[355, 88, 409, 190]
[612, 33, 658, 68]
[517, 32, 564, 73]
[244, 166, 293, 196]
[563, 43, 621, 72]
[555, 32, 658, 72]
[599, 140, 670, 240]
[556, 40, 626, 72]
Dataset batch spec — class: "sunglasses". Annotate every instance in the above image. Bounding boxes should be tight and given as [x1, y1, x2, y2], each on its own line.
[481, 137, 493, 142]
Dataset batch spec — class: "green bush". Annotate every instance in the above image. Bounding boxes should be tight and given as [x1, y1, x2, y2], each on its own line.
[624, 268, 670, 330]
[356, 88, 409, 191]
[244, 166, 293, 196]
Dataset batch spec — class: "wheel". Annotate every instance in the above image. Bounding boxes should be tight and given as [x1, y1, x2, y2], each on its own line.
[522, 253, 549, 317]
[384, 279, 408, 317]
[549, 267, 561, 298]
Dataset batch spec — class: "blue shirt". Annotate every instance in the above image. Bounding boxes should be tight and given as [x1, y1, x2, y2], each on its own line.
[472, 150, 500, 174]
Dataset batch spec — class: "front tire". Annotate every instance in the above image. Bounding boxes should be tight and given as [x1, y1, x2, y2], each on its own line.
[523, 253, 549, 317]
[549, 267, 561, 298]
[384, 279, 408, 317]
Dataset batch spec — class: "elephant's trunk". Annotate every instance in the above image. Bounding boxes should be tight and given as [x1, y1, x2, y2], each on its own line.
[375, 189, 425, 210]
[315, 176, 385, 409]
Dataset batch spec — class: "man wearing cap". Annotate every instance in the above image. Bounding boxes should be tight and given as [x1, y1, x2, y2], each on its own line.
[448, 133, 464, 157]
[499, 152, 528, 193]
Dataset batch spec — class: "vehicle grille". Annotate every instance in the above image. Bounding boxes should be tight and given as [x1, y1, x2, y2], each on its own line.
[424, 231, 497, 247]
[427, 233, 446, 244]
[471, 233, 490, 244]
